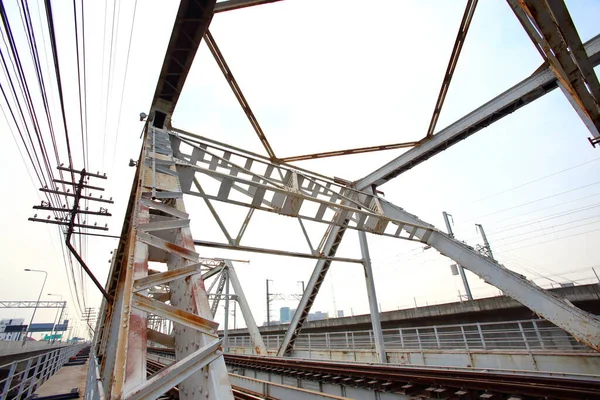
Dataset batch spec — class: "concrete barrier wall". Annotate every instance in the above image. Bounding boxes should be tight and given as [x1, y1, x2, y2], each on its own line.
[0, 341, 67, 358]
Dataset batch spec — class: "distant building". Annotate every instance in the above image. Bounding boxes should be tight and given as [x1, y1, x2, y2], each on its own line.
[0, 318, 25, 341]
[280, 307, 291, 323]
[307, 311, 328, 321]
[337, 310, 344, 318]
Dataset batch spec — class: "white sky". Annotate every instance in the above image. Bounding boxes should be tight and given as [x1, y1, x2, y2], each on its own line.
[1, 0, 599, 338]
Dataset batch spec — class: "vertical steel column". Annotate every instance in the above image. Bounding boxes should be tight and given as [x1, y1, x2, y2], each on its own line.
[224, 271, 230, 352]
[97, 126, 233, 399]
[266, 279, 271, 327]
[358, 231, 386, 363]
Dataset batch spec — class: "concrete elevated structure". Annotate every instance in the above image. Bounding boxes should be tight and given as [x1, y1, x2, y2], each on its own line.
[226, 284, 600, 337]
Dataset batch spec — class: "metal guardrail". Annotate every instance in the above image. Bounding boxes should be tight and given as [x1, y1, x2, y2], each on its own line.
[0, 343, 85, 400]
[227, 319, 589, 352]
[84, 347, 105, 400]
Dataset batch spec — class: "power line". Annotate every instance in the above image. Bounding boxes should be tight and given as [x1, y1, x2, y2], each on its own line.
[468, 180, 600, 221]
[492, 213, 600, 242]
[485, 191, 600, 227]
[111, 0, 139, 173]
[501, 226, 600, 252]
[472, 157, 600, 203]
[487, 202, 600, 236]
[495, 219, 600, 249]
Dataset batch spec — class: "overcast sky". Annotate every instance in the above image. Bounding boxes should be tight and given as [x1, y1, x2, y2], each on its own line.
[1, 0, 599, 339]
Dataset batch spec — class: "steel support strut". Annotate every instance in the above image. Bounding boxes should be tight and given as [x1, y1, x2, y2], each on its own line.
[278, 224, 348, 356]
[355, 33, 600, 189]
[95, 126, 233, 399]
[380, 199, 600, 351]
[224, 261, 267, 355]
[358, 231, 386, 363]
[508, 0, 600, 140]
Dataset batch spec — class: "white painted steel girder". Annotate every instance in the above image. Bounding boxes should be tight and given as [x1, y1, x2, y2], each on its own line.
[224, 261, 268, 355]
[171, 134, 434, 244]
[379, 199, 600, 351]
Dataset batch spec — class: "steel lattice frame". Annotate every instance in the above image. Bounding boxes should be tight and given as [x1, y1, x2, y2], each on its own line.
[92, 1, 600, 399]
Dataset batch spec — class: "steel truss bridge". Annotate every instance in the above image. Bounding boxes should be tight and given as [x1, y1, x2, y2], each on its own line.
[86, 1, 600, 399]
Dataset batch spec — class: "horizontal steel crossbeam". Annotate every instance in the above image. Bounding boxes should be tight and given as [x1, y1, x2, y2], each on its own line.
[0, 301, 66, 308]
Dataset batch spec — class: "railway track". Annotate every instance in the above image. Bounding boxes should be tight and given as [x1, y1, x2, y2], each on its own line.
[147, 348, 600, 399]
[146, 359, 268, 400]
[225, 353, 600, 399]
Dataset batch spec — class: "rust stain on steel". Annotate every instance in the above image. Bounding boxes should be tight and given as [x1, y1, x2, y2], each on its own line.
[164, 241, 197, 258]
[133, 293, 218, 331]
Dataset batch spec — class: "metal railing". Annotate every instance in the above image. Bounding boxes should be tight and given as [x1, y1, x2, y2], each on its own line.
[226, 319, 589, 352]
[84, 347, 105, 400]
[0, 344, 85, 400]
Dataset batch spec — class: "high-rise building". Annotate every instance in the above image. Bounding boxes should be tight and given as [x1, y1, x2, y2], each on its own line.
[307, 311, 328, 321]
[337, 310, 344, 318]
[279, 307, 291, 323]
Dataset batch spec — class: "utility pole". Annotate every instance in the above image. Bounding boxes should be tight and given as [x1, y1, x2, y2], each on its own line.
[223, 273, 230, 352]
[475, 223, 495, 261]
[28, 167, 113, 301]
[266, 279, 271, 326]
[82, 307, 96, 339]
[443, 212, 473, 300]
[232, 301, 237, 330]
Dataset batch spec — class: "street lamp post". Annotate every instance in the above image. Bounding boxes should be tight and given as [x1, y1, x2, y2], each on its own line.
[22, 269, 48, 345]
[47, 293, 63, 344]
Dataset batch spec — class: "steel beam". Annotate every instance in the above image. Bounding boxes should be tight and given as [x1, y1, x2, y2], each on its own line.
[124, 340, 222, 400]
[508, 0, 600, 139]
[96, 127, 233, 399]
[278, 223, 348, 356]
[204, 31, 276, 159]
[355, 33, 600, 189]
[0, 301, 66, 308]
[194, 238, 362, 263]
[172, 134, 435, 244]
[379, 198, 600, 351]
[224, 261, 267, 355]
[358, 231, 386, 363]
[150, 0, 217, 119]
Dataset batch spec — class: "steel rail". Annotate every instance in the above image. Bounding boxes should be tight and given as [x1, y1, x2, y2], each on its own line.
[223, 354, 600, 399]
[146, 359, 267, 400]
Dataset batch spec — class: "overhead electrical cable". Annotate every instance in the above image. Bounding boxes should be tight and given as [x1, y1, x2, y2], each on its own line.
[111, 0, 139, 171]
[468, 180, 600, 221]
[472, 157, 600, 203]
[101, 0, 119, 169]
[492, 213, 600, 243]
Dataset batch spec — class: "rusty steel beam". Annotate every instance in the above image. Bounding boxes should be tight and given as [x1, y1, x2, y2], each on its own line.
[425, 0, 478, 138]
[194, 238, 362, 263]
[509, 0, 600, 139]
[150, 0, 217, 120]
[95, 127, 234, 399]
[279, 141, 418, 163]
[204, 30, 277, 159]
[355, 33, 600, 189]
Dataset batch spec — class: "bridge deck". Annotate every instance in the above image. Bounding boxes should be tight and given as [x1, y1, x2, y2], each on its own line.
[34, 361, 88, 398]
